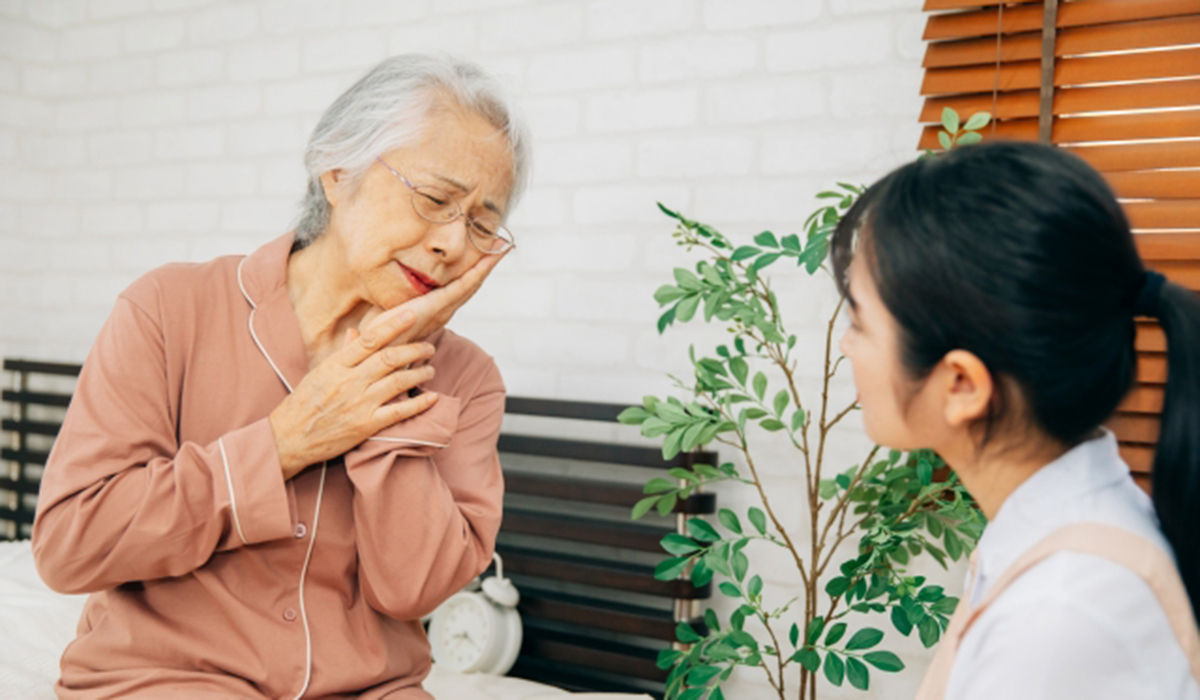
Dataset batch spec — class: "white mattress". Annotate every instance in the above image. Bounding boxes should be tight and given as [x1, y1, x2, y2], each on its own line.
[0, 541, 647, 700]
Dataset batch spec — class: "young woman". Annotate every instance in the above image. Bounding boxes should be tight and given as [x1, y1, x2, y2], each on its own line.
[831, 141, 1200, 699]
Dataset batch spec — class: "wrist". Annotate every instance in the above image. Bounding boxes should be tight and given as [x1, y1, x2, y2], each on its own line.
[267, 409, 304, 479]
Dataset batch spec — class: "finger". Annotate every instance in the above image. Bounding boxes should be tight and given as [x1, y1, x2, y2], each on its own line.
[338, 309, 417, 366]
[409, 250, 506, 319]
[371, 391, 439, 430]
[365, 342, 436, 380]
[343, 327, 359, 347]
[370, 365, 436, 402]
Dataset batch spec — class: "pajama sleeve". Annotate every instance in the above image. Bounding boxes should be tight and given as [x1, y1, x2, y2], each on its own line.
[32, 294, 294, 594]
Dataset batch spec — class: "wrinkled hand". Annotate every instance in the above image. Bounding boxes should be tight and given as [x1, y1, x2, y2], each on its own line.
[268, 310, 440, 480]
[360, 248, 509, 345]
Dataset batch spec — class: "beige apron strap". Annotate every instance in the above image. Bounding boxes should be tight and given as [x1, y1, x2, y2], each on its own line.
[914, 522, 1200, 700]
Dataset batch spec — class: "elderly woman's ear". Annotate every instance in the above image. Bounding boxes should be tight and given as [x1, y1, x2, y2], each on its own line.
[318, 168, 349, 209]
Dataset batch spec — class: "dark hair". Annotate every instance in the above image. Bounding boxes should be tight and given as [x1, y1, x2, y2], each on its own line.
[831, 140, 1200, 619]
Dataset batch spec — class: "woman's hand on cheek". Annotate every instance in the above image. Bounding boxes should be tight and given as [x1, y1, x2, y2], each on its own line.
[363, 249, 509, 345]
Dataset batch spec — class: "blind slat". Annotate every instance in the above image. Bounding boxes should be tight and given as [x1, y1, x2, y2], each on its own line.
[925, 0, 1200, 41]
[1069, 141, 1200, 173]
[1107, 170, 1200, 199]
[1135, 232, 1200, 260]
[922, 47, 1200, 96]
[1126, 201, 1200, 230]
[924, 15, 1200, 69]
[920, 79, 1200, 122]
[917, 110, 1200, 149]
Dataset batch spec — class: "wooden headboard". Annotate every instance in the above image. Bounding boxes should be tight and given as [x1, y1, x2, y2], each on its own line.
[1, 360, 715, 698]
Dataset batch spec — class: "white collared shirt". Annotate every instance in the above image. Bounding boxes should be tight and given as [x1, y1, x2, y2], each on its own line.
[946, 428, 1200, 700]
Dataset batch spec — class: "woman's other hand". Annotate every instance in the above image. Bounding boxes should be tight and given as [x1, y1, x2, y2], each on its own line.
[268, 310, 440, 479]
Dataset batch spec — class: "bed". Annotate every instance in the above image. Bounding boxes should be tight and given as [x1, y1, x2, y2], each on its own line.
[2, 360, 718, 699]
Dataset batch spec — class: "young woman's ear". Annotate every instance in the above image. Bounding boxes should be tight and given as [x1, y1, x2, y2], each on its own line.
[940, 349, 994, 428]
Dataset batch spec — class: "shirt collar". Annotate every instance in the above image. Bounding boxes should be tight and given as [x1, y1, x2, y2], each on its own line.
[236, 232, 309, 393]
[970, 427, 1130, 601]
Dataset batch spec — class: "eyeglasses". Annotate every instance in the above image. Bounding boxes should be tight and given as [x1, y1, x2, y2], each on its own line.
[376, 157, 515, 255]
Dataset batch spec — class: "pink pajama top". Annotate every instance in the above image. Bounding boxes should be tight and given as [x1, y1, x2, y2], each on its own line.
[30, 232, 506, 699]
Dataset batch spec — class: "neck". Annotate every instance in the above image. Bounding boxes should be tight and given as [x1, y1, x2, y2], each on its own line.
[287, 233, 371, 364]
[938, 431, 1070, 521]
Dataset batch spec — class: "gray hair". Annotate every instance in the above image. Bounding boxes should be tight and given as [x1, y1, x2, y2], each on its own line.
[291, 54, 531, 249]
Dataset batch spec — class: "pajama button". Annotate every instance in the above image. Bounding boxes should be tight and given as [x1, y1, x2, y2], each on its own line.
[283, 608, 297, 622]
[294, 523, 307, 539]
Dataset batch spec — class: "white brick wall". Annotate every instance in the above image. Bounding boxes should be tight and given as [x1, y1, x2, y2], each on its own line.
[0, 2, 962, 697]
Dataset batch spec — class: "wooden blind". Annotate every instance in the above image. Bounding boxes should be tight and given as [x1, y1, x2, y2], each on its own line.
[919, 0, 1200, 493]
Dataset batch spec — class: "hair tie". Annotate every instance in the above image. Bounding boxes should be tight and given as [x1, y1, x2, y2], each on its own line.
[1134, 270, 1167, 318]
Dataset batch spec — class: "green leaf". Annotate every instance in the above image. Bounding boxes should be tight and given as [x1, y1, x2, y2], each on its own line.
[675, 294, 701, 323]
[653, 285, 687, 305]
[818, 479, 838, 500]
[661, 533, 701, 556]
[656, 648, 683, 670]
[759, 418, 785, 432]
[718, 508, 742, 535]
[917, 459, 933, 486]
[690, 558, 712, 587]
[956, 131, 983, 146]
[781, 233, 801, 252]
[806, 617, 825, 645]
[845, 627, 883, 651]
[937, 130, 953, 151]
[791, 409, 806, 431]
[728, 356, 748, 385]
[719, 582, 741, 597]
[687, 664, 721, 685]
[864, 650, 905, 673]
[917, 585, 945, 603]
[772, 389, 789, 417]
[710, 688, 725, 700]
[673, 268, 701, 290]
[752, 372, 767, 400]
[748, 507, 767, 535]
[731, 245, 761, 262]
[891, 605, 913, 636]
[655, 557, 689, 581]
[941, 106, 960, 135]
[945, 528, 963, 561]
[824, 651, 845, 687]
[931, 596, 959, 616]
[918, 616, 941, 648]
[754, 231, 779, 248]
[688, 518, 721, 543]
[824, 622, 847, 646]
[655, 491, 678, 516]
[825, 577, 850, 597]
[657, 202, 682, 220]
[644, 477, 676, 494]
[752, 252, 781, 271]
[964, 111, 991, 131]
[789, 623, 800, 647]
[744, 407, 767, 420]
[747, 575, 762, 597]
[846, 656, 870, 690]
[657, 307, 676, 334]
[632, 496, 658, 520]
[662, 428, 684, 460]
[676, 622, 702, 643]
[617, 406, 649, 425]
[732, 549, 749, 582]
[796, 649, 821, 672]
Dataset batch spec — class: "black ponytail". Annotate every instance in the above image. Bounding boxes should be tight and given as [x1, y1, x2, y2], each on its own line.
[830, 140, 1200, 619]
[1150, 280, 1200, 620]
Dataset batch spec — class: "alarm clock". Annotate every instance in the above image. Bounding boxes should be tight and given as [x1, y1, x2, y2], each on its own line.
[428, 552, 523, 675]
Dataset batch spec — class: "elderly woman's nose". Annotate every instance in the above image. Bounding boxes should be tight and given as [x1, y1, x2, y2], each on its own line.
[426, 218, 471, 259]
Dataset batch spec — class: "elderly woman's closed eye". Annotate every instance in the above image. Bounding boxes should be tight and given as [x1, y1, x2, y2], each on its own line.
[31, 54, 529, 700]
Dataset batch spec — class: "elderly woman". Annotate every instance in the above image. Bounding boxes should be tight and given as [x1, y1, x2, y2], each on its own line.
[30, 54, 528, 699]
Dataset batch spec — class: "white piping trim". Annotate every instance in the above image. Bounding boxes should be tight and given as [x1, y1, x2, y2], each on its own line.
[236, 256, 320, 698]
[217, 437, 249, 546]
[237, 258, 294, 394]
[291, 463, 326, 700]
[364, 437, 448, 448]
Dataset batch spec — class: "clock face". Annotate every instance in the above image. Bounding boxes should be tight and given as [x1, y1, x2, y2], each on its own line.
[430, 594, 493, 672]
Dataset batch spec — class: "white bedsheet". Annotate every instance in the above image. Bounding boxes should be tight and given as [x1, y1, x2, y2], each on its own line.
[0, 541, 648, 700]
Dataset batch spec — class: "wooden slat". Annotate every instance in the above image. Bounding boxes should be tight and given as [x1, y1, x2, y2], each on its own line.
[497, 545, 710, 599]
[1, 419, 61, 437]
[0, 390, 72, 408]
[2, 360, 81, 376]
[1108, 413, 1162, 444]
[518, 586, 678, 640]
[505, 472, 716, 514]
[1107, 170, 1200, 200]
[0, 477, 40, 495]
[520, 626, 665, 681]
[1137, 353, 1168, 385]
[925, 0, 1200, 41]
[498, 433, 716, 470]
[921, 79, 1200, 122]
[1070, 141, 1200, 173]
[1, 447, 50, 466]
[1118, 384, 1164, 414]
[922, 48, 1200, 96]
[1136, 232, 1200, 260]
[1136, 321, 1166, 353]
[0, 506, 34, 525]
[918, 111, 1200, 149]
[510, 657, 660, 697]
[1125, 201, 1200, 231]
[504, 397, 629, 422]
[501, 509, 672, 552]
[924, 15, 1200, 69]
[1119, 443, 1155, 473]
